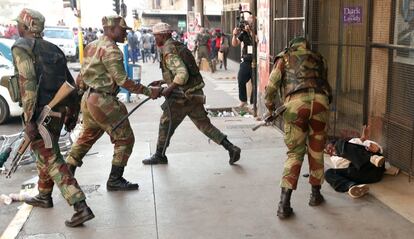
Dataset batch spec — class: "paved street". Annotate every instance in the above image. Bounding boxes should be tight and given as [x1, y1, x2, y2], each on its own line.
[1, 60, 414, 239]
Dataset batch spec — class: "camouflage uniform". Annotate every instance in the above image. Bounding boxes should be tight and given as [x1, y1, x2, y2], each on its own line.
[265, 37, 332, 218]
[66, 17, 153, 169]
[156, 38, 225, 152]
[143, 22, 240, 165]
[196, 30, 214, 72]
[265, 38, 332, 189]
[12, 8, 86, 205]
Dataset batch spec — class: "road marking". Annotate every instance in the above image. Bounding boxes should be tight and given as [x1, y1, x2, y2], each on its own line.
[1, 187, 36, 239]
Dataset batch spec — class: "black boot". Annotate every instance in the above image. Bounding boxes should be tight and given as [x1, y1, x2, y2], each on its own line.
[221, 138, 241, 165]
[309, 185, 325, 206]
[142, 151, 168, 165]
[277, 188, 293, 219]
[65, 200, 95, 227]
[106, 165, 139, 191]
[25, 193, 53, 208]
[68, 164, 76, 176]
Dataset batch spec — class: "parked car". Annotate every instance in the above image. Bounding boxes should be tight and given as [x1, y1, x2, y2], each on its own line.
[0, 38, 14, 62]
[0, 55, 22, 124]
[43, 26, 77, 61]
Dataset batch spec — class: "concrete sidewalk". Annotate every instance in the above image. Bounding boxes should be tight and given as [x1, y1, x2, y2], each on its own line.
[8, 60, 414, 239]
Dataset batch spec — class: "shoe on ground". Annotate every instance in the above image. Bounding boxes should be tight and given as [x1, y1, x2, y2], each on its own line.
[348, 184, 369, 198]
[370, 155, 385, 167]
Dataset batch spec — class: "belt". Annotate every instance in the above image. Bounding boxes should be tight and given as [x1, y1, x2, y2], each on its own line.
[89, 88, 117, 96]
[285, 88, 327, 101]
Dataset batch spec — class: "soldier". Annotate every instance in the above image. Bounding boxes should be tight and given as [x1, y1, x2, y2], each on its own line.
[264, 37, 332, 219]
[65, 16, 162, 191]
[142, 22, 241, 165]
[195, 27, 215, 73]
[12, 8, 94, 227]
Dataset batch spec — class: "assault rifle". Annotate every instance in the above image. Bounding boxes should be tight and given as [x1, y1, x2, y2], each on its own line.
[6, 81, 75, 178]
[252, 104, 287, 131]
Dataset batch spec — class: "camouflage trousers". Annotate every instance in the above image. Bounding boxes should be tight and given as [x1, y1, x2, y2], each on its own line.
[156, 97, 226, 153]
[31, 117, 85, 205]
[66, 92, 135, 167]
[197, 46, 213, 69]
[280, 90, 330, 190]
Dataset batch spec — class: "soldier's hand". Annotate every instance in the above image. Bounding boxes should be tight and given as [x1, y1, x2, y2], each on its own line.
[25, 121, 38, 141]
[64, 107, 80, 132]
[148, 80, 164, 87]
[265, 102, 275, 112]
[149, 87, 163, 99]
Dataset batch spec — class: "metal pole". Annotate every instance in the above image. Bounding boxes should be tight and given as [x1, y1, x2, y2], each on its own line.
[195, 0, 204, 27]
[251, 0, 257, 117]
[76, 0, 84, 64]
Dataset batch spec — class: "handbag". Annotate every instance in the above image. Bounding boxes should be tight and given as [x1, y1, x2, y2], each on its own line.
[218, 51, 224, 61]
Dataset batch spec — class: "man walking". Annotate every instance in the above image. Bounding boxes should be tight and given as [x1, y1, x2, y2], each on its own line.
[12, 8, 94, 227]
[142, 22, 240, 165]
[65, 16, 161, 191]
[264, 37, 332, 219]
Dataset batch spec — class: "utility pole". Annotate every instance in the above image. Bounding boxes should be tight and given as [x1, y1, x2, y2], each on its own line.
[194, 0, 204, 27]
[63, 0, 84, 64]
[251, 0, 258, 117]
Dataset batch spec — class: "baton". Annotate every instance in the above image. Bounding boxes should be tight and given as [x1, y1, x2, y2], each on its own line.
[111, 97, 151, 132]
[252, 105, 287, 131]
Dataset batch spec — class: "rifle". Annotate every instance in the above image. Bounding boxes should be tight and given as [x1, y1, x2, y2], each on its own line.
[6, 81, 75, 178]
[252, 104, 287, 131]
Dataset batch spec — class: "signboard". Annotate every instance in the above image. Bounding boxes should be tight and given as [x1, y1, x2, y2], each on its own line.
[343, 6, 362, 24]
[178, 20, 186, 28]
[394, 0, 414, 65]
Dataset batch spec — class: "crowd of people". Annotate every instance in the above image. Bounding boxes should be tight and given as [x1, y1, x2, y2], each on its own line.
[0, 24, 19, 39]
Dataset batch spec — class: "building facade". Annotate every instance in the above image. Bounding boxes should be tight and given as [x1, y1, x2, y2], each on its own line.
[223, 0, 414, 176]
[140, 0, 222, 31]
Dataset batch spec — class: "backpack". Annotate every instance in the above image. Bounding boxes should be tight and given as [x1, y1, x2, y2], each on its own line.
[0, 75, 20, 104]
[8, 38, 71, 107]
[32, 39, 70, 107]
[170, 41, 201, 77]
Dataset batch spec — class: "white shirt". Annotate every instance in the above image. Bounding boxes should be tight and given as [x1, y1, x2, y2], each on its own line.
[330, 138, 382, 169]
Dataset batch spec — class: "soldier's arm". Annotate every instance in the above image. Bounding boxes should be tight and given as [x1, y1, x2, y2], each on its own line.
[103, 45, 151, 96]
[164, 53, 189, 86]
[12, 47, 37, 122]
[264, 58, 285, 110]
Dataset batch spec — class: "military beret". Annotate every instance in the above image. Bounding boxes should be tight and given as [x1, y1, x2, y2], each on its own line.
[152, 22, 172, 34]
[102, 15, 131, 30]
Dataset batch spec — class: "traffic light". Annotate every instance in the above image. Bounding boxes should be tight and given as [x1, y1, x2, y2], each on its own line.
[132, 9, 138, 19]
[62, 0, 77, 10]
[121, 2, 127, 18]
[112, 0, 120, 15]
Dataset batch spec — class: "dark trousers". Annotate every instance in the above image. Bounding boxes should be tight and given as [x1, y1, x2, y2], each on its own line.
[237, 60, 252, 103]
[325, 140, 385, 192]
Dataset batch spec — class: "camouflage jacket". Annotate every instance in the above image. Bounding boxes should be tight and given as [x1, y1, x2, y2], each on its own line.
[265, 44, 332, 104]
[80, 35, 150, 96]
[12, 37, 37, 122]
[160, 38, 190, 87]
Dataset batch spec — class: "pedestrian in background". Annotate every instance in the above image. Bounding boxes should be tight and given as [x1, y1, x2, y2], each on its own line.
[127, 29, 139, 63]
[232, 18, 254, 108]
[65, 16, 162, 191]
[195, 27, 215, 73]
[264, 37, 332, 219]
[142, 22, 241, 165]
[218, 31, 229, 70]
[12, 8, 94, 227]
